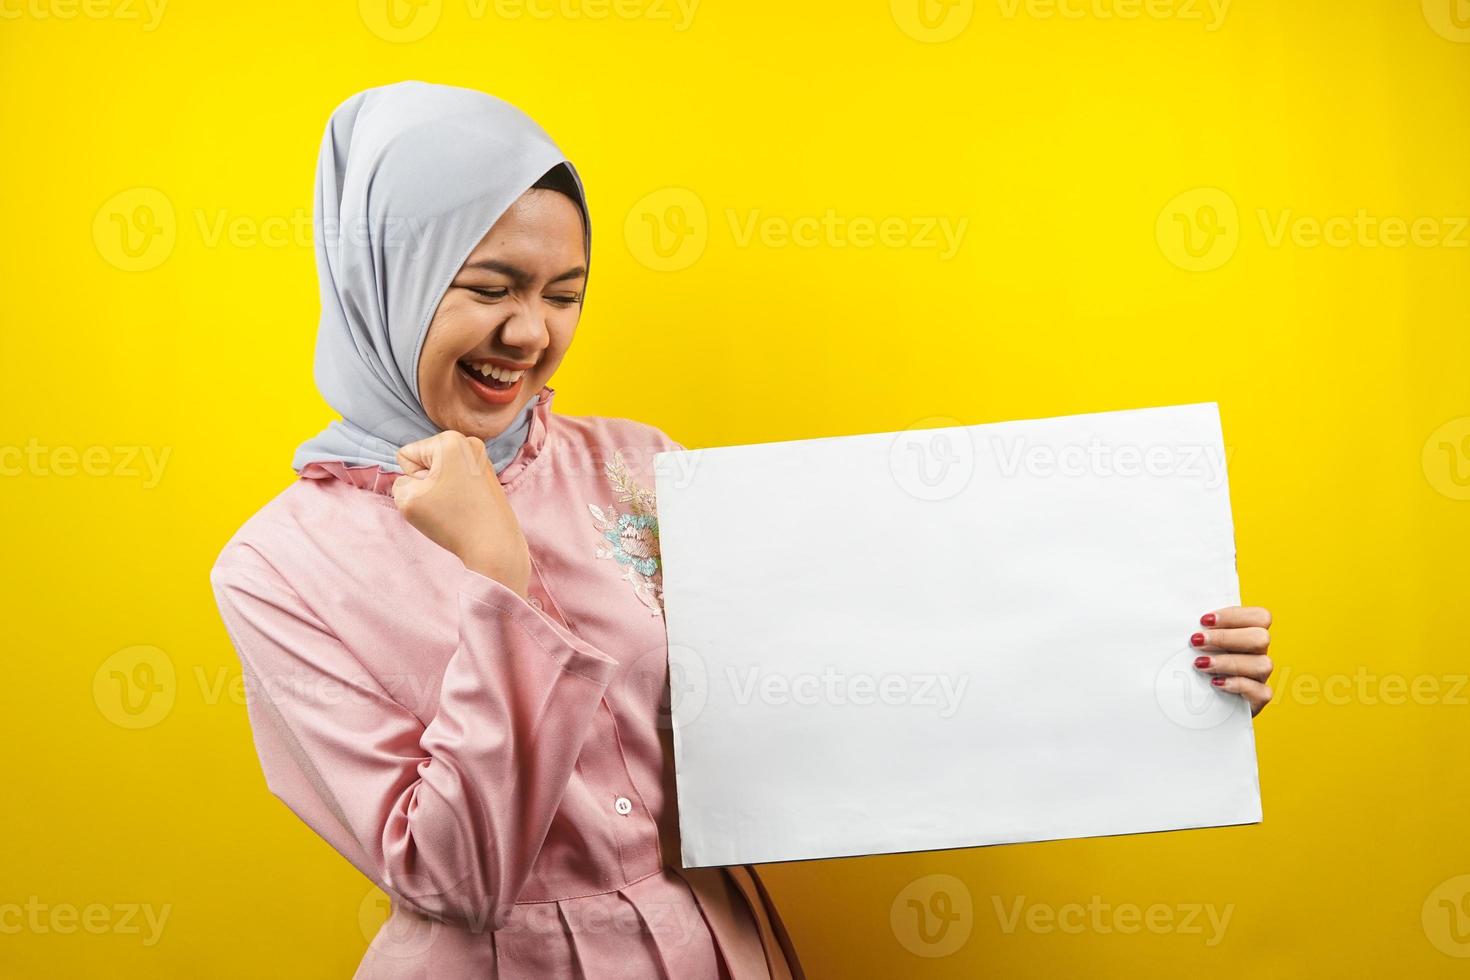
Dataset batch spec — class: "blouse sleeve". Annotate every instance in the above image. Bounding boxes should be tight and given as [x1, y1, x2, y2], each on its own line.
[209, 547, 618, 931]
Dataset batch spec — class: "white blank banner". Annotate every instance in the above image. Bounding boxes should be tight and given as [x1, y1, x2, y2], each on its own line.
[654, 402, 1262, 868]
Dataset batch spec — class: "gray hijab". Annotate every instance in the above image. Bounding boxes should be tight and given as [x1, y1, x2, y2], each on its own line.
[292, 81, 589, 475]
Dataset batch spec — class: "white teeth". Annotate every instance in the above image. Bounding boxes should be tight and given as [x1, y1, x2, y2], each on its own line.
[467, 362, 525, 383]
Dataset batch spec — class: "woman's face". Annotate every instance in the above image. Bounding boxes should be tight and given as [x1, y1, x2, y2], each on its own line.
[417, 187, 587, 440]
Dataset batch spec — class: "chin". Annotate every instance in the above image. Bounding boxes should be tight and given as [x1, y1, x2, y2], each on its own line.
[463, 393, 533, 436]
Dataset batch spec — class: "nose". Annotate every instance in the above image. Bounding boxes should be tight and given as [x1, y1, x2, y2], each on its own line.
[496, 299, 550, 356]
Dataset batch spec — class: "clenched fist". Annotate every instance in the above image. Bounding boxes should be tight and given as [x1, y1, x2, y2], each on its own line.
[391, 430, 531, 598]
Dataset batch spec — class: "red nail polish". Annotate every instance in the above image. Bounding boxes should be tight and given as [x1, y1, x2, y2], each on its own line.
[1200, 613, 1217, 627]
[1211, 677, 1227, 687]
[1190, 632, 1206, 648]
[1194, 656, 1211, 669]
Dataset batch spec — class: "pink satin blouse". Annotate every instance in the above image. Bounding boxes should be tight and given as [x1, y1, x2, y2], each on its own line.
[209, 386, 803, 979]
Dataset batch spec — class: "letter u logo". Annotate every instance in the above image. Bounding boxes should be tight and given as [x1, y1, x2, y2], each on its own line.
[908, 890, 960, 944]
[642, 205, 694, 259]
[1439, 435, 1470, 487]
[1174, 205, 1226, 259]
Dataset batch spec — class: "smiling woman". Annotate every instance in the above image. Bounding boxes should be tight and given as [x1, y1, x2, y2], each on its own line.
[209, 81, 803, 980]
[419, 167, 588, 424]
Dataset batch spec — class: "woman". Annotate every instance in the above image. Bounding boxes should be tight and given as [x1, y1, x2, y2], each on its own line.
[211, 80, 1276, 979]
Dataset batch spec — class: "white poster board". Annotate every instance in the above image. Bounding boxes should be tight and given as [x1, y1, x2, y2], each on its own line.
[654, 402, 1261, 868]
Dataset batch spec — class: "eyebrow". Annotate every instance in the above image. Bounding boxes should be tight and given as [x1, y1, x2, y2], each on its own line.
[461, 259, 587, 285]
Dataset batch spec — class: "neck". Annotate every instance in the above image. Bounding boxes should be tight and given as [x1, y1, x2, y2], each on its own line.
[486, 396, 538, 474]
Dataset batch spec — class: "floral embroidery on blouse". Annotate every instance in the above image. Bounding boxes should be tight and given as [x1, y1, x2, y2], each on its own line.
[588, 450, 664, 615]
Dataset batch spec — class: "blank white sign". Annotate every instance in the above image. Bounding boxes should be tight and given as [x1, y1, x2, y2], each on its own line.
[654, 402, 1261, 868]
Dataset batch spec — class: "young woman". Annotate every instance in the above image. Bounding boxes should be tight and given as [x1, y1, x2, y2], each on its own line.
[211, 80, 1275, 979]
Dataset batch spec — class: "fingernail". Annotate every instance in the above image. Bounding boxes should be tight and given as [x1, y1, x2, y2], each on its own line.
[1191, 632, 1206, 648]
[1211, 677, 1227, 687]
[1194, 656, 1211, 669]
[1200, 613, 1217, 627]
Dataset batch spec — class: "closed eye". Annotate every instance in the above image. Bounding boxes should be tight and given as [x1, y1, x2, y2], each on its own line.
[465, 286, 579, 306]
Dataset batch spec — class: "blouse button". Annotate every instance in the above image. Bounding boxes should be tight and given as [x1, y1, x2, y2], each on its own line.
[614, 796, 633, 816]
[527, 595, 543, 611]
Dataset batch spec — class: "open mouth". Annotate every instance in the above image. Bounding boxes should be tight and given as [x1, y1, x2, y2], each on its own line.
[458, 360, 524, 389]
[458, 359, 530, 404]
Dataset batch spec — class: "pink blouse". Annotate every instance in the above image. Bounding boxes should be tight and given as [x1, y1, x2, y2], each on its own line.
[210, 386, 803, 979]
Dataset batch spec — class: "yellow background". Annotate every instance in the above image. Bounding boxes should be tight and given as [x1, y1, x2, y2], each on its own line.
[3, 0, 1469, 975]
